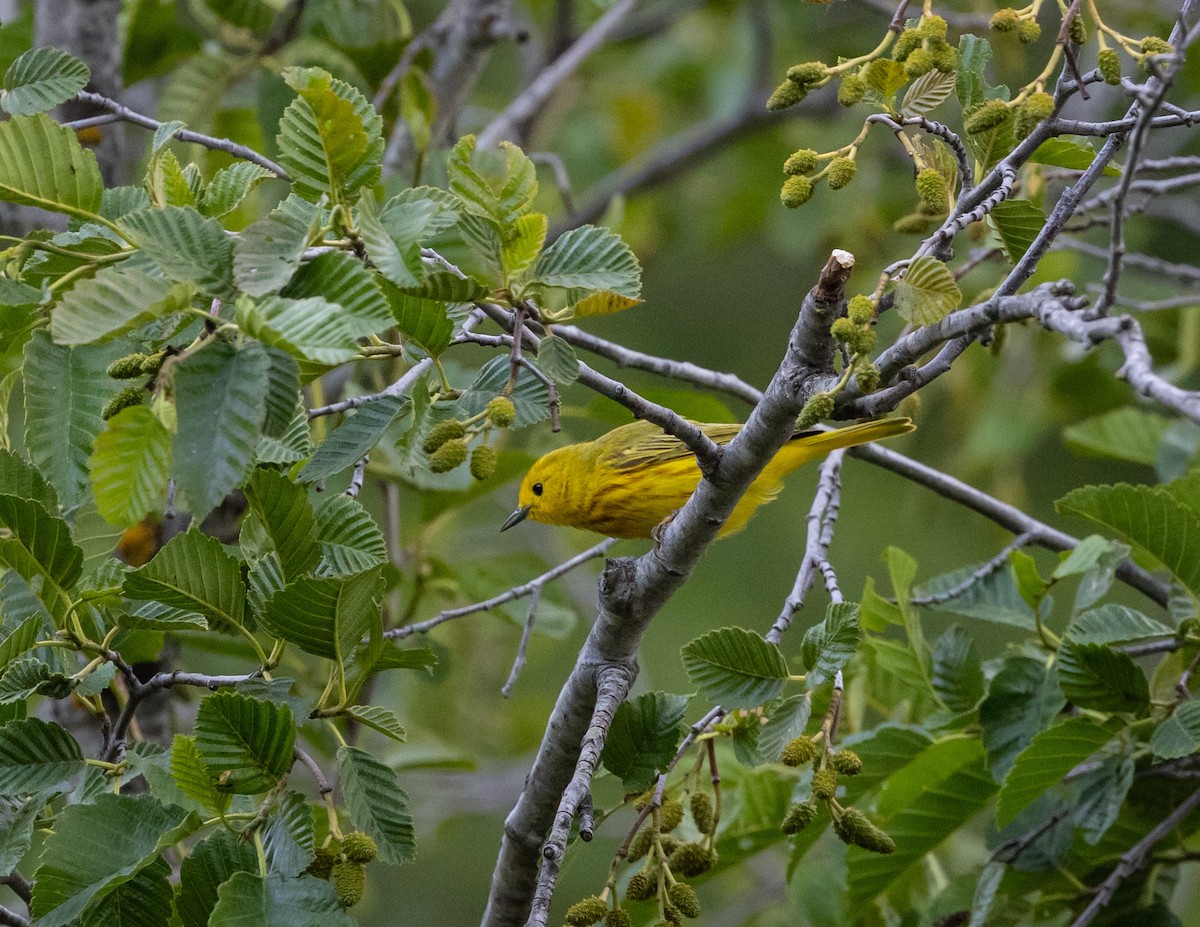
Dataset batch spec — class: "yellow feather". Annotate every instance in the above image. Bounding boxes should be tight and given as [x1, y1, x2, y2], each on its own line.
[511, 417, 914, 540]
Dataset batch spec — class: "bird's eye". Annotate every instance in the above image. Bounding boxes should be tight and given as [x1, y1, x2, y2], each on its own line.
[532, 482, 543, 496]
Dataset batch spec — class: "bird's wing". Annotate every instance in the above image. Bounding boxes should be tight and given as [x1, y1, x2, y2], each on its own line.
[603, 420, 742, 471]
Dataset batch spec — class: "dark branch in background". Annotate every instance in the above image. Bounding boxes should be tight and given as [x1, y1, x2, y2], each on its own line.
[909, 533, 1035, 607]
[65, 91, 289, 179]
[0, 903, 29, 927]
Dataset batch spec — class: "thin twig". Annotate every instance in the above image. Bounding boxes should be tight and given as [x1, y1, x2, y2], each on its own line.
[910, 533, 1035, 606]
[294, 747, 334, 796]
[501, 584, 543, 698]
[346, 455, 368, 498]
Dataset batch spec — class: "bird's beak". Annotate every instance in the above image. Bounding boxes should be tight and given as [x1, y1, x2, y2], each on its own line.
[500, 505, 531, 532]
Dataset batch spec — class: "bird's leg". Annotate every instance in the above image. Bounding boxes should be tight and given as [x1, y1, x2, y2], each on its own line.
[651, 510, 679, 548]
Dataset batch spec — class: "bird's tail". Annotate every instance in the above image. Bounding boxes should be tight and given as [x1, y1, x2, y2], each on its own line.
[765, 417, 915, 480]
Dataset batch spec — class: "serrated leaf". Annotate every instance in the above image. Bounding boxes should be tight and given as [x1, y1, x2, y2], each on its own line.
[800, 602, 860, 686]
[989, 199, 1045, 263]
[262, 790, 315, 878]
[0, 493, 84, 611]
[119, 206, 236, 299]
[0, 658, 75, 703]
[0, 717, 83, 794]
[503, 212, 547, 278]
[0, 449, 57, 513]
[200, 162, 275, 218]
[385, 285, 453, 356]
[23, 332, 121, 508]
[405, 270, 488, 302]
[123, 530, 246, 632]
[300, 393, 408, 484]
[901, 69, 956, 116]
[931, 624, 983, 713]
[278, 67, 383, 205]
[172, 339, 268, 518]
[261, 347, 301, 439]
[90, 406, 173, 528]
[865, 58, 908, 100]
[752, 694, 812, 765]
[261, 569, 380, 661]
[78, 856, 173, 927]
[210, 872, 354, 927]
[31, 793, 193, 927]
[536, 334, 579, 384]
[282, 250, 391, 337]
[1066, 603, 1169, 644]
[312, 493, 388, 576]
[1064, 408, 1171, 465]
[2, 47, 89, 115]
[345, 704, 407, 742]
[979, 654, 1065, 780]
[530, 225, 641, 297]
[955, 34, 996, 110]
[0, 616, 44, 671]
[235, 295, 360, 365]
[337, 745, 415, 863]
[1072, 751, 1134, 844]
[569, 289, 642, 318]
[147, 149, 196, 209]
[682, 626, 789, 709]
[1057, 482, 1200, 596]
[0, 114, 103, 219]
[244, 467, 320, 583]
[601, 691, 688, 791]
[0, 795, 41, 876]
[997, 716, 1123, 827]
[177, 831, 258, 927]
[170, 734, 230, 817]
[234, 207, 316, 297]
[1150, 700, 1200, 759]
[1029, 138, 1121, 177]
[894, 256, 961, 326]
[447, 135, 537, 230]
[51, 267, 195, 346]
[456, 355, 549, 428]
[195, 691, 295, 794]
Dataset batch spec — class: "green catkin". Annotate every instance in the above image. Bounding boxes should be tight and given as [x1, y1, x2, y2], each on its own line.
[342, 832, 378, 863]
[625, 870, 656, 902]
[827, 157, 857, 190]
[485, 395, 516, 427]
[784, 149, 818, 175]
[470, 445, 497, 480]
[658, 798, 685, 833]
[667, 883, 701, 919]
[781, 175, 814, 208]
[668, 842, 715, 877]
[606, 909, 633, 927]
[1017, 19, 1042, 44]
[307, 844, 338, 880]
[101, 384, 146, 421]
[915, 168, 949, 212]
[1141, 36, 1173, 55]
[856, 363, 881, 393]
[920, 15, 948, 40]
[933, 44, 958, 72]
[786, 62, 826, 87]
[812, 767, 839, 800]
[662, 905, 683, 927]
[781, 735, 818, 766]
[1015, 91, 1054, 139]
[565, 896, 608, 926]
[965, 99, 1011, 134]
[689, 792, 714, 834]
[892, 29, 922, 60]
[830, 318, 857, 343]
[796, 392, 835, 430]
[1098, 48, 1122, 84]
[428, 438, 468, 473]
[990, 8, 1020, 32]
[838, 75, 867, 106]
[833, 807, 897, 854]
[847, 295, 875, 325]
[140, 350, 168, 375]
[831, 749, 863, 775]
[332, 860, 366, 907]
[893, 211, 939, 234]
[781, 800, 819, 835]
[767, 80, 806, 111]
[422, 418, 465, 454]
[904, 47, 935, 79]
[627, 828, 653, 861]
[107, 353, 150, 379]
[1068, 14, 1087, 45]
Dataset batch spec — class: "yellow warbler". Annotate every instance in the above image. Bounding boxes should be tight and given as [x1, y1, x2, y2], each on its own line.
[501, 417, 914, 539]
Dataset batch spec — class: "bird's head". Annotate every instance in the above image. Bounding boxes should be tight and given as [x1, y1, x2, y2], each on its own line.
[501, 448, 574, 531]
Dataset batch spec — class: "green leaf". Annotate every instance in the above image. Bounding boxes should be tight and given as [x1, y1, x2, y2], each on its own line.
[1029, 138, 1121, 177]
[0, 717, 83, 794]
[210, 873, 354, 927]
[282, 250, 391, 338]
[336, 744, 415, 863]
[384, 286, 453, 357]
[681, 626, 789, 710]
[194, 691, 295, 794]
[199, 162, 276, 219]
[569, 290, 643, 318]
[119, 206, 236, 299]
[300, 394, 408, 485]
[955, 35, 995, 110]
[1149, 700, 1200, 759]
[503, 212, 547, 278]
[0, 616, 44, 672]
[357, 194, 428, 288]
[402, 269, 488, 303]
[846, 739, 996, 907]
[0, 658, 75, 703]
[0, 450, 57, 514]
[0, 795, 41, 875]
[0, 494, 84, 611]
[344, 704, 407, 743]
[233, 207, 316, 297]
[51, 267, 195, 346]
[173, 340, 268, 518]
[260, 348, 302, 439]
[2, 47, 89, 115]
[177, 831, 258, 927]
[1057, 482, 1200, 596]
[235, 295, 360, 365]
[78, 856, 174, 927]
[260, 569, 381, 661]
[989, 199, 1045, 263]
[313, 493, 388, 577]
[1072, 752, 1134, 844]
[447, 135, 538, 230]
[244, 467, 321, 583]
[931, 625, 984, 713]
[1064, 408, 1171, 465]
[979, 654, 1065, 780]
[170, 734, 230, 817]
[1058, 640, 1150, 713]
[0, 114, 103, 220]
[90, 406, 173, 528]
[262, 790, 315, 878]
[23, 332, 121, 508]
[997, 716, 1124, 827]
[277, 67, 383, 205]
[536, 334, 579, 385]
[752, 694, 812, 766]
[456, 356, 550, 428]
[893, 256, 962, 326]
[900, 69, 957, 116]
[865, 58, 908, 100]
[31, 793, 193, 927]
[918, 561, 1036, 630]
[600, 691, 689, 791]
[1065, 603, 1169, 644]
[123, 530, 246, 632]
[800, 602, 860, 686]
[529, 225, 641, 297]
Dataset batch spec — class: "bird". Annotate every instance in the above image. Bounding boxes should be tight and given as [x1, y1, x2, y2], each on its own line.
[500, 417, 914, 539]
